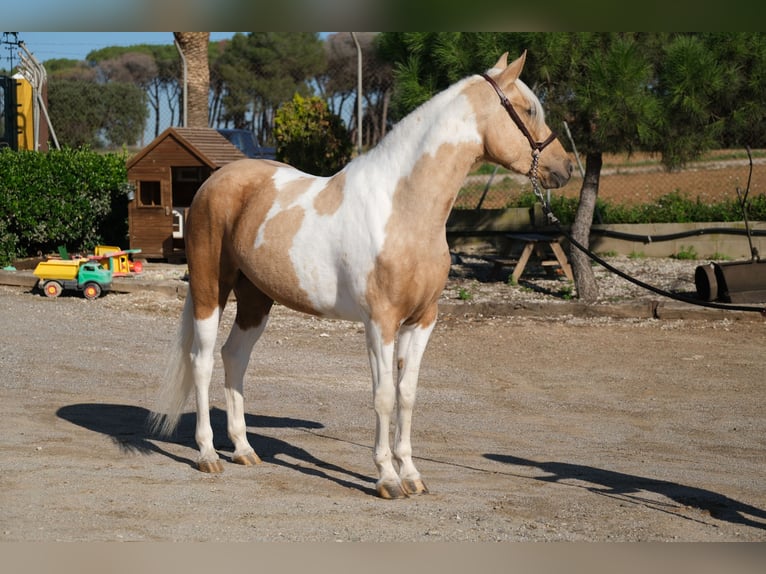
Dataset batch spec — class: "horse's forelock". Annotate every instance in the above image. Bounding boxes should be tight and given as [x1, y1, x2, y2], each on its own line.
[481, 67, 547, 134]
[514, 78, 546, 133]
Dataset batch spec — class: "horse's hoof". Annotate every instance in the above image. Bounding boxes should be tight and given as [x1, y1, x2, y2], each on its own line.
[377, 481, 409, 500]
[232, 452, 262, 466]
[198, 459, 224, 473]
[401, 478, 429, 496]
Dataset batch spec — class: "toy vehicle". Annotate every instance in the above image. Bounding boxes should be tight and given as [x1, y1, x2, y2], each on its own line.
[33, 258, 113, 300]
[89, 245, 143, 276]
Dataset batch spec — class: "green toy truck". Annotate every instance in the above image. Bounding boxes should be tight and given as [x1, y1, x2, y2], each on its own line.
[33, 259, 113, 300]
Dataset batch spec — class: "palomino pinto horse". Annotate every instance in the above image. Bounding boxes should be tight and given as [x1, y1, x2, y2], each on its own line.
[150, 52, 572, 499]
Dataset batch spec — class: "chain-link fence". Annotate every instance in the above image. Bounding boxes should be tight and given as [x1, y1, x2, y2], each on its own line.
[454, 151, 765, 210]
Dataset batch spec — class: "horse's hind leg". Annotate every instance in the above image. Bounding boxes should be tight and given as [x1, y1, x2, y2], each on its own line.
[192, 307, 224, 473]
[221, 274, 273, 466]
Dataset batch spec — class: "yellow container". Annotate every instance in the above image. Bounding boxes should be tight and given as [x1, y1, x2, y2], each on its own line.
[33, 259, 85, 281]
[13, 74, 34, 151]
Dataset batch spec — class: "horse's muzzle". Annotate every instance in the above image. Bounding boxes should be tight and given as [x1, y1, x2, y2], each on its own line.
[540, 158, 574, 189]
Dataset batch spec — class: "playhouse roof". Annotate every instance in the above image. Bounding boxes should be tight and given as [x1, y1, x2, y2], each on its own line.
[126, 127, 246, 170]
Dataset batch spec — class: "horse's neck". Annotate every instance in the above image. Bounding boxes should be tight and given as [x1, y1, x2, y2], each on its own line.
[350, 81, 481, 229]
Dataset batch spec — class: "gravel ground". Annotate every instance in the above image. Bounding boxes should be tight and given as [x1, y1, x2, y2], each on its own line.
[0, 252, 764, 542]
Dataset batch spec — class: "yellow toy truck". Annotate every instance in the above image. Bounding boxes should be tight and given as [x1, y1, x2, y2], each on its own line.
[33, 258, 113, 300]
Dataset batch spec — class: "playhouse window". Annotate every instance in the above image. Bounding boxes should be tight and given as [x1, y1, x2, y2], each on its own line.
[139, 180, 162, 207]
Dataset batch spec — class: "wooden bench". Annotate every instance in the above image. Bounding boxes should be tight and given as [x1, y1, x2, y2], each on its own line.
[491, 233, 573, 283]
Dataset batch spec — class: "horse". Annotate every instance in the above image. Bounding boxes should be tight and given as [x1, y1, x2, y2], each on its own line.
[149, 51, 573, 499]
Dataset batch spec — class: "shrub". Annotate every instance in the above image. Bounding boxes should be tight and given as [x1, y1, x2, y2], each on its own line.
[0, 147, 128, 265]
[273, 93, 352, 176]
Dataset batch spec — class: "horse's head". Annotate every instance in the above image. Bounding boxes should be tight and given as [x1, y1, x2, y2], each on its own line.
[475, 51, 572, 190]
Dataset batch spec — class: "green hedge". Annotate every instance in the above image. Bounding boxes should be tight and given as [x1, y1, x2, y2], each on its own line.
[511, 190, 766, 225]
[0, 147, 128, 266]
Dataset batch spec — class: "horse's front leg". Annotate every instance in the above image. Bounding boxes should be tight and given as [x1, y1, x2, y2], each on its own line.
[394, 318, 436, 496]
[365, 322, 406, 499]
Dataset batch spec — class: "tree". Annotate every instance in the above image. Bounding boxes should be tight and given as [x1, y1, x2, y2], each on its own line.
[208, 38, 231, 131]
[47, 78, 147, 148]
[97, 51, 158, 86]
[87, 43, 182, 138]
[318, 33, 394, 149]
[211, 33, 253, 129]
[173, 32, 210, 128]
[527, 33, 665, 300]
[43, 58, 96, 81]
[144, 44, 183, 137]
[213, 33, 326, 144]
[99, 82, 149, 147]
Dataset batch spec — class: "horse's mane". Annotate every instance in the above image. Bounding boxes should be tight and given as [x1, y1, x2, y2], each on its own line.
[350, 70, 546, 176]
[354, 75, 475, 174]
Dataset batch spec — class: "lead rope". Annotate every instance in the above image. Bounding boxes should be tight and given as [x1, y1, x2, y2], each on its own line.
[527, 153, 766, 317]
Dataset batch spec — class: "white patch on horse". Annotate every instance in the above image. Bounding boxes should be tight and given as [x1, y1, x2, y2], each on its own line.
[284, 86, 483, 321]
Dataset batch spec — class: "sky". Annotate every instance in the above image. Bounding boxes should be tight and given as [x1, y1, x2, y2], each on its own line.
[3, 32, 237, 64]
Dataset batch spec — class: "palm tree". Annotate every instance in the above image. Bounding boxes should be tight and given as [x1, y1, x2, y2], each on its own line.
[173, 32, 210, 128]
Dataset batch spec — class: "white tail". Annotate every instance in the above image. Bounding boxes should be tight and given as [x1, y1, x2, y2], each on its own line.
[148, 295, 196, 437]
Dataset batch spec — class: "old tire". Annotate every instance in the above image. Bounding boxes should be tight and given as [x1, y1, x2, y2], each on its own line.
[42, 281, 63, 298]
[82, 282, 102, 300]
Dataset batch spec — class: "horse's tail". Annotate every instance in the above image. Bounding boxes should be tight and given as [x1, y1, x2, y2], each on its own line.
[148, 293, 196, 437]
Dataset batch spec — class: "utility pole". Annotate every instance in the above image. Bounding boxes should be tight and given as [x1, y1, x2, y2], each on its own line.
[1, 32, 19, 70]
[350, 32, 363, 156]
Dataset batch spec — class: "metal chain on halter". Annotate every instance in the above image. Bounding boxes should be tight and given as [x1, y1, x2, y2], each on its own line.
[529, 149, 560, 226]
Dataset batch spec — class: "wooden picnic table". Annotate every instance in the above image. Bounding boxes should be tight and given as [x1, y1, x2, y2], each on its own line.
[490, 233, 574, 283]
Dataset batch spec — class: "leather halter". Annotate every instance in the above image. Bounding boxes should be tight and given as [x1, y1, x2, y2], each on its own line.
[481, 72, 557, 154]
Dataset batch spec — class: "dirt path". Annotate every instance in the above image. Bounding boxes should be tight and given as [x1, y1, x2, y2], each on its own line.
[0, 284, 764, 541]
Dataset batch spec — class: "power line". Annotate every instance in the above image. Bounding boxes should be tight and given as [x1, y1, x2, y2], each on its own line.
[1, 32, 20, 70]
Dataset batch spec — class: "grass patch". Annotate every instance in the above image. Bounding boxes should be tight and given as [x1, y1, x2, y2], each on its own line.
[672, 245, 699, 260]
[457, 287, 473, 301]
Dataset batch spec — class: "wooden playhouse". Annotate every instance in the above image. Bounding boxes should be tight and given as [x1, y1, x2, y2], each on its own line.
[126, 127, 246, 259]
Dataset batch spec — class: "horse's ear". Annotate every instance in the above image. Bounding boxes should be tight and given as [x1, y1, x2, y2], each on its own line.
[491, 52, 509, 70]
[497, 50, 527, 86]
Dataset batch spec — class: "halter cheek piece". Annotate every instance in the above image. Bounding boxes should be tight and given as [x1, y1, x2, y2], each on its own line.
[481, 72, 559, 219]
[481, 72, 557, 155]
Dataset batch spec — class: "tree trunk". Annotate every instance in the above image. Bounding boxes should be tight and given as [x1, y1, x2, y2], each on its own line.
[174, 32, 210, 128]
[569, 152, 603, 302]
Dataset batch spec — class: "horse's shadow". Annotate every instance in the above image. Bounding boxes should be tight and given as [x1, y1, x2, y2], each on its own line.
[484, 453, 766, 531]
[56, 403, 377, 495]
